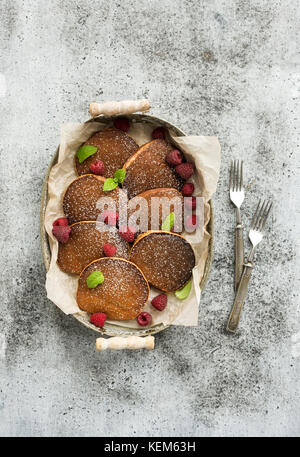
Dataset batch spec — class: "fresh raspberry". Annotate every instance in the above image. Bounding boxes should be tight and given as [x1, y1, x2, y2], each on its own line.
[175, 162, 194, 180]
[119, 225, 136, 243]
[52, 225, 71, 243]
[185, 196, 197, 211]
[90, 312, 107, 328]
[90, 160, 105, 176]
[53, 217, 69, 227]
[152, 127, 165, 139]
[100, 211, 119, 226]
[103, 243, 116, 257]
[186, 214, 198, 232]
[151, 294, 167, 311]
[181, 182, 194, 197]
[137, 312, 152, 326]
[113, 117, 130, 132]
[166, 149, 183, 167]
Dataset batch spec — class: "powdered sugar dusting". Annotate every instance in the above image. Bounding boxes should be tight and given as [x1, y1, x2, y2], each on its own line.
[123, 139, 184, 198]
[130, 232, 195, 292]
[77, 258, 149, 320]
[57, 221, 129, 274]
[63, 175, 123, 225]
[76, 128, 139, 177]
[45, 119, 219, 325]
[128, 188, 184, 233]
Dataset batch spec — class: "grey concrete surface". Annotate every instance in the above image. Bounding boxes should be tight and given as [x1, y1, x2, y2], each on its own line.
[0, 0, 299, 437]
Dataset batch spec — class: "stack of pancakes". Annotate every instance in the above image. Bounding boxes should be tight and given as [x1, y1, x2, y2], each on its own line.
[57, 127, 196, 320]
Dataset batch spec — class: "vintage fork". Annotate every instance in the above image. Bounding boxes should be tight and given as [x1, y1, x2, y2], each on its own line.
[230, 160, 245, 290]
[227, 199, 273, 333]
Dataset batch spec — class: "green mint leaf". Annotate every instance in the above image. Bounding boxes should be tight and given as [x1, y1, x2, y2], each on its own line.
[161, 212, 175, 231]
[175, 280, 192, 300]
[86, 271, 105, 289]
[76, 145, 98, 163]
[103, 178, 118, 191]
[114, 168, 126, 184]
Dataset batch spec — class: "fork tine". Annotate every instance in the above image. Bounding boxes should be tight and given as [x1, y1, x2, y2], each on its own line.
[259, 200, 272, 231]
[235, 159, 240, 191]
[230, 160, 233, 190]
[255, 200, 268, 230]
[233, 160, 236, 190]
[240, 161, 243, 190]
[236, 159, 240, 191]
[250, 199, 262, 230]
[236, 159, 239, 190]
[233, 159, 237, 190]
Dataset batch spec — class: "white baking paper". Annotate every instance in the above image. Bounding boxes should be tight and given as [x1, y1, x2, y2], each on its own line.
[45, 119, 221, 327]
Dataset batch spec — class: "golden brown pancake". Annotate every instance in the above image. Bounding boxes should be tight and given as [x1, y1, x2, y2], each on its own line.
[123, 139, 184, 198]
[57, 221, 129, 275]
[77, 258, 149, 320]
[127, 188, 184, 233]
[129, 231, 195, 292]
[63, 174, 126, 225]
[75, 128, 139, 177]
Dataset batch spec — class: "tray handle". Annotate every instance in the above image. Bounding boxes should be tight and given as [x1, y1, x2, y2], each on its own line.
[89, 99, 150, 118]
[96, 335, 155, 351]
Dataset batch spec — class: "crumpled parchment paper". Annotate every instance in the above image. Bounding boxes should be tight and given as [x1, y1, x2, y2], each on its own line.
[45, 119, 221, 327]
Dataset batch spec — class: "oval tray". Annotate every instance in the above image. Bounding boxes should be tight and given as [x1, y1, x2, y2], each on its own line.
[40, 114, 213, 336]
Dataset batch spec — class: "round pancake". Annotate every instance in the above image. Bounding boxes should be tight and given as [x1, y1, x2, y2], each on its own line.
[123, 139, 184, 198]
[77, 258, 149, 320]
[129, 231, 195, 292]
[57, 221, 129, 275]
[63, 174, 126, 225]
[75, 128, 139, 177]
[127, 188, 184, 233]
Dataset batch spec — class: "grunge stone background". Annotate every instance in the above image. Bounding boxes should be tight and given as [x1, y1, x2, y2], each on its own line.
[0, 0, 299, 436]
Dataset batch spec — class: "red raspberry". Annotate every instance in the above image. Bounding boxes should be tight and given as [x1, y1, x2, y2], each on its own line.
[137, 312, 152, 326]
[52, 225, 71, 243]
[90, 312, 107, 328]
[53, 217, 69, 227]
[151, 294, 167, 311]
[181, 182, 194, 197]
[152, 127, 165, 139]
[113, 117, 130, 132]
[166, 149, 183, 167]
[103, 243, 116, 257]
[119, 225, 136, 243]
[100, 211, 119, 226]
[90, 160, 105, 176]
[185, 196, 197, 211]
[175, 162, 194, 180]
[186, 215, 198, 232]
